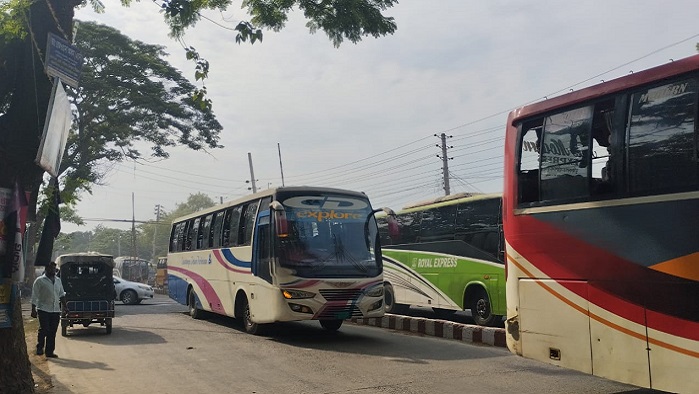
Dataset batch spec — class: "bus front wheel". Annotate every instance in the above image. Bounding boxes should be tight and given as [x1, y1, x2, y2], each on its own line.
[470, 288, 495, 326]
[384, 283, 408, 314]
[241, 297, 261, 335]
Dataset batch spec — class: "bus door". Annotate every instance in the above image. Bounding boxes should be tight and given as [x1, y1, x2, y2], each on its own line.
[252, 197, 273, 284]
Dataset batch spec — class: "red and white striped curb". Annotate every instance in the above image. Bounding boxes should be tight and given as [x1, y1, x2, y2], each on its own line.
[349, 315, 507, 347]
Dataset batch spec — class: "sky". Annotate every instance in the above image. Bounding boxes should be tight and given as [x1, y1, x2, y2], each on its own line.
[65, 0, 699, 232]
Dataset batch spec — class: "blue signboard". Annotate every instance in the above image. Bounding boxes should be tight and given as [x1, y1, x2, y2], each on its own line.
[45, 32, 83, 88]
[0, 279, 13, 329]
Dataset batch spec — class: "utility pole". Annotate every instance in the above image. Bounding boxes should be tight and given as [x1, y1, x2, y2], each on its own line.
[152, 204, 163, 261]
[247, 152, 258, 193]
[278, 143, 285, 187]
[436, 133, 453, 196]
[131, 192, 137, 257]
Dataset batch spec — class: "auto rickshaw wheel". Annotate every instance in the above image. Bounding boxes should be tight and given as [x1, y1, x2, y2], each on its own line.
[105, 318, 112, 335]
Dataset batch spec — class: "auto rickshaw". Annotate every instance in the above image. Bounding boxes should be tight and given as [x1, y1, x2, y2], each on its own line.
[55, 252, 116, 336]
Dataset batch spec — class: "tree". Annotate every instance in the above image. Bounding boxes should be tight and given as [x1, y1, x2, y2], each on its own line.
[22, 18, 224, 311]
[43, 18, 225, 232]
[0, 1, 397, 391]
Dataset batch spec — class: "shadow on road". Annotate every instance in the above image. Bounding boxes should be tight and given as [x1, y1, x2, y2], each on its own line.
[62, 326, 167, 345]
[47, 357, 114, 371]
[192, 311, 506, 363]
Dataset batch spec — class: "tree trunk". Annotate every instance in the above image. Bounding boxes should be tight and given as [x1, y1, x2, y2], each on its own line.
[0, 1, 80, 392]
[0, 292, 34, 394]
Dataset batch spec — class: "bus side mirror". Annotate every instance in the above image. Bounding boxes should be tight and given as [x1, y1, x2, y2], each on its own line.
[270, 200, 288, 237]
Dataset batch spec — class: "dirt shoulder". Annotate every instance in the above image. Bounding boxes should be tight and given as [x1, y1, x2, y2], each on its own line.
[23, 305, 53, 394]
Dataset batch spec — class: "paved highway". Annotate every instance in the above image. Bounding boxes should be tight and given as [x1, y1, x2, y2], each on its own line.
[26, 294, 657, 394]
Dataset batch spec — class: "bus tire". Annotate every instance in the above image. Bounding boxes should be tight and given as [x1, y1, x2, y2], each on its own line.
[240, 296, 261, 335]
[470, 287, 495, 326]
[319, 319, 343, 331]
[384, 283, 408, 314]
[188, 289, 203, 320]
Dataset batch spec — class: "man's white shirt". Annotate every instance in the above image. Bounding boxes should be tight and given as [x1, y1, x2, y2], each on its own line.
[31, 275, 66, 313]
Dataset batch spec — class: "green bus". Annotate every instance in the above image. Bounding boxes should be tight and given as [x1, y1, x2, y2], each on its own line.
[376, 193, 505, 326]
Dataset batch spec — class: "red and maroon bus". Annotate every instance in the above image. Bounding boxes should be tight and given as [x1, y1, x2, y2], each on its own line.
[503, 54, 699, 393]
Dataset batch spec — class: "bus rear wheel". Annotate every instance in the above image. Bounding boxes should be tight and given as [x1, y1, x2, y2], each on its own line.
[188, 289, 203, 320]
[319, 319, 343, 331]
[470, 288, 495, 326]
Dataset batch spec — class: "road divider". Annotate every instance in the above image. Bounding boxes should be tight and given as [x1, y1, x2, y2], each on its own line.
[349, 314, 507, 348]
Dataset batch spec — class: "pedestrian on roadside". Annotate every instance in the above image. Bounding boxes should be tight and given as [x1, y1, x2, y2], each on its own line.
[31, 261, 66, 358]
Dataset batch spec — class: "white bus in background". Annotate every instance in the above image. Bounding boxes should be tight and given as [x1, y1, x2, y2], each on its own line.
[167, 186, 396, 334]
[113, 256, 152, 285]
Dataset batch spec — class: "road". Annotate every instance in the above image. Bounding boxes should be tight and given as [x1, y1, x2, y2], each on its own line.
[27, 294, 655, 394]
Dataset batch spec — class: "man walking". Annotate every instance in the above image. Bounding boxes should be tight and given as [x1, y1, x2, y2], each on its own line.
[31, 261, 65, 358]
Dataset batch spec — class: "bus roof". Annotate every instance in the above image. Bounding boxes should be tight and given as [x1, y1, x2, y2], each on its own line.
[508, 54, 699, 125]
[399, 192, 501, 213]
[171, 186, 370, 224]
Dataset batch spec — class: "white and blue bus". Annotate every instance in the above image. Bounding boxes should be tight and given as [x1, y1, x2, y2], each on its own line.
[167, 186, 395, 334]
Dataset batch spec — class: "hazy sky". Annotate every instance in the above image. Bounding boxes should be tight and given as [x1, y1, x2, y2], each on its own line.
[67, 0, 699, 232]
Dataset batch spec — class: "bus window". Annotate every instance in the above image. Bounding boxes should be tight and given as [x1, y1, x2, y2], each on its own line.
[590, 100, 617, 195]
[170, 222, 182, 252]
[211, 210, 226, 248]
[518, 121, 542, 204]
[396, 211, 420, 244]
[201, 214, 213, 249]
[179, 221, 190, 252]
[189, 218, 200, 251]
[540, 106, 593, 201]
[239, 201, 259, 246]
[419, 205, 456, 242]
[628, 78, 699, 194]
[223, 206, 242, 247]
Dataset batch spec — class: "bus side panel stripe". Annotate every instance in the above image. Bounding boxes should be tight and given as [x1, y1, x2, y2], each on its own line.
[216, 249, 252, 271]
[508, 215, 699, 332]
[508, 253, 699, 356]
[167, 266, 226, 314]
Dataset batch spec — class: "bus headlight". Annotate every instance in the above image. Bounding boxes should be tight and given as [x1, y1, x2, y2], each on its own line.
[281, 289, 315, 299]
[365, 285, 384, 297]
[288, 303, 314, 314]
[368, 299, 383, 311]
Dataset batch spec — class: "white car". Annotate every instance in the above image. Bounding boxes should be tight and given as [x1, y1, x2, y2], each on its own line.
[113, 277, 154, 305]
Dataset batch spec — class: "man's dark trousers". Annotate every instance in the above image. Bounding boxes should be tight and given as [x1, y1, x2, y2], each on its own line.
[37, 310, 61, 355]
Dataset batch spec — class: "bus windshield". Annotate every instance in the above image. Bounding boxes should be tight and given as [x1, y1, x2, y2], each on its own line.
[276, 193, 380, 278]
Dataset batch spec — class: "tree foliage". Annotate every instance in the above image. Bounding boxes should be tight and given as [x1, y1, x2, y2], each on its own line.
[60, 20, 223, 203]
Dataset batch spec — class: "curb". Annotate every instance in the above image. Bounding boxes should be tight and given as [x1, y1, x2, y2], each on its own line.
[348, 314, 507, 348]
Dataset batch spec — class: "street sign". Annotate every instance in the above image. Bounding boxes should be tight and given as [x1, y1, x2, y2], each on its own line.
[0, 280, 12, 328]
[45, 32, 83, 88]
[36, 81, 72, 177]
